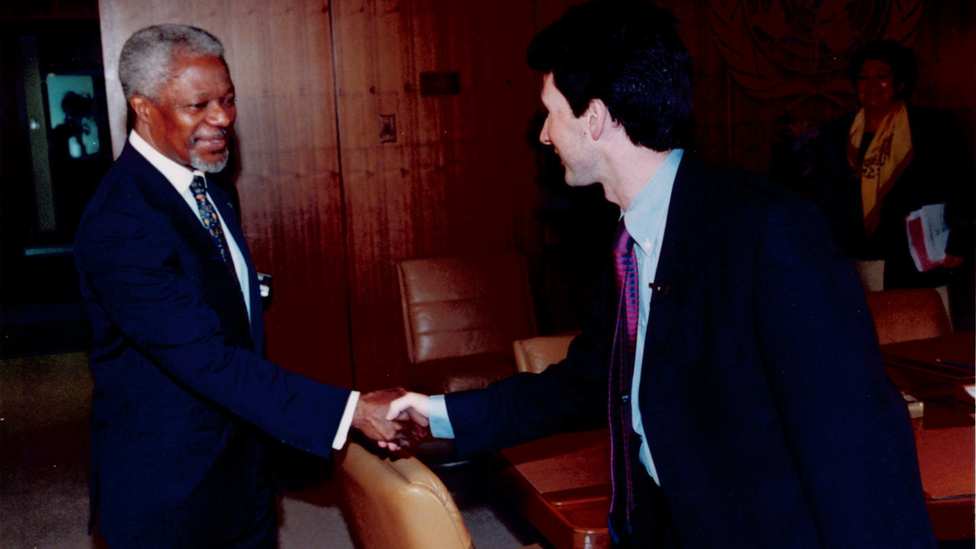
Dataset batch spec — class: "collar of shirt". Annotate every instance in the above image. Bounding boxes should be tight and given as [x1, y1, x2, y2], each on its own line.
[621, 148, 684, 253]
[128, 129, 252, 321]
[623, 148, 683, 486]
[129, 130, 206, 193]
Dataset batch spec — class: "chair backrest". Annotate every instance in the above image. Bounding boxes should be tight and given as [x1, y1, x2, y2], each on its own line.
[397, 252, 537, 364]
[337, 442, 473, 549]
[512, 332, 580, 374]
[865, 288, 952, 346]
[852, 259, 885, 292]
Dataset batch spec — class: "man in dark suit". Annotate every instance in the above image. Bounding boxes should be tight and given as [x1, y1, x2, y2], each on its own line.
[388, 1, 935, 547]
[74, 24, 418, 548]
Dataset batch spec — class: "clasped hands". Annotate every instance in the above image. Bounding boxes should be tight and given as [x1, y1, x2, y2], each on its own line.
[350, 388, 431, 452]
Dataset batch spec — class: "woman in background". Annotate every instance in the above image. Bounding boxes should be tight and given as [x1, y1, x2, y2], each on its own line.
[811, 40, 973, 294]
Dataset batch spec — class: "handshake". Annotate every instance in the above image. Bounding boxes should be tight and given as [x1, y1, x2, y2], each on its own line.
[350, 388, 432, 452]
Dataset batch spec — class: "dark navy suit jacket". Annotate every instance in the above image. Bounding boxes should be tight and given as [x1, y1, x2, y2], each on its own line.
[75, 142, 350, 547]
[445, 154, 935, 547]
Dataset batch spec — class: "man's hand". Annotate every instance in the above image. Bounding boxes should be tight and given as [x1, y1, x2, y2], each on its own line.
[352, 388, 429, 452]
[386, 391, 431, 420]
[943, 254, 964, 269]
[377, 391, 432, 451]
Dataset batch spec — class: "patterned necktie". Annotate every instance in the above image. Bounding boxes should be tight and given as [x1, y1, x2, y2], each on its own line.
[607, 218, 640, 544]
[189, 174, 239, 286]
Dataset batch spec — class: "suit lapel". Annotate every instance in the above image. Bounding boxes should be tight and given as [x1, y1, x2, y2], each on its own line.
[121, 144, 258, 349]
[121, 144, 219, 262]
[208, 185, 264, 355]
[640, 154, 708, 368]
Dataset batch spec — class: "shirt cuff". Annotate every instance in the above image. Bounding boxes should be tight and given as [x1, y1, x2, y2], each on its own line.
[428, 394, 455, 439]
[332, 390, 360, 450]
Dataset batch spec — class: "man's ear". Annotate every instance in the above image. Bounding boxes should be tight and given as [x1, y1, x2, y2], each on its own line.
[129, 94, 156, 126]
[586, 98, 610, 141]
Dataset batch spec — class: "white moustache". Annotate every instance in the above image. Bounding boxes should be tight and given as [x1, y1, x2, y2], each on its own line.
[192, 130, 229, 143]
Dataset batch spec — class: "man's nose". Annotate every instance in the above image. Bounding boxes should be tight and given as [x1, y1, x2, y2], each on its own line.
[539, 117, 551, 145]
[207, 102, 234, 127]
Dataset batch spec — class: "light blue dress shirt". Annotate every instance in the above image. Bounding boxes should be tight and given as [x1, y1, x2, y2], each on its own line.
[430, 149, 684, 486]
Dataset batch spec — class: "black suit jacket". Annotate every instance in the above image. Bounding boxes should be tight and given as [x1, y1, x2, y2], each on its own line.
[445, 154, 935, 547]
[75, 142, 350, 547]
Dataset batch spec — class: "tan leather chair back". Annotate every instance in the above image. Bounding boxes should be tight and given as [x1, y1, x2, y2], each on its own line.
[337, 442, 473, 549]
[512, 332, 580, 374]
[398, 252, 537, 364]
[852, 259, 885, 292]
[865, 288, 952, 346]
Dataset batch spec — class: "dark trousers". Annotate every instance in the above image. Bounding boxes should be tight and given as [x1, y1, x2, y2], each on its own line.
[95, 467, 277, 549]
[615, 465, 679, 549]
[218, 470, 278, 549]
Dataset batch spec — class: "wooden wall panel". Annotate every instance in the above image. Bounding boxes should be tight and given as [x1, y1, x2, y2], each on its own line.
[536, 0, 974, 179]
[912, 1, 976, 157]
[666, 0, 975, 177]
[332, 0, 542, 390]
[98, 0, 352, 386]
[95, 0, 973, 392]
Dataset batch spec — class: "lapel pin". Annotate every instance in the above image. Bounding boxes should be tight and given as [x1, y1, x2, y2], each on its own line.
[649, 282, 670, 295]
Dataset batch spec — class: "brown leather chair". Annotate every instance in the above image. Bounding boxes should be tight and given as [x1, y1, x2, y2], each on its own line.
[397, 252, 537, 394]
[865, 288, 952, 346]
[336, 442, 546, 549]
[337, 442, 473, 549]
[512, 332, 580, 374]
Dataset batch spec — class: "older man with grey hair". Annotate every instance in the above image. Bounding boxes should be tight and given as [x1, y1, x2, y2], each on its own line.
[118, 24, 230, 173]
[74, 24, 424, 548]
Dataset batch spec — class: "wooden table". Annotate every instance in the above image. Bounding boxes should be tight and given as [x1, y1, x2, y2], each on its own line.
[494, 332, 975, 548]
[883, 331, 975, 402]
[495, 429, 610, 549]
[882, 331, 975, 541]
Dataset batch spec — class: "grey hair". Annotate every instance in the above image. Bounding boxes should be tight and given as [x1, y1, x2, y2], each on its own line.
[118, 24, 224, 101]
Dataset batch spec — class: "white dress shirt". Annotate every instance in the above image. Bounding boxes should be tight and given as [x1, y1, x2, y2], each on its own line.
[129, 130, 252, 318]
[129, 131, 359, 450]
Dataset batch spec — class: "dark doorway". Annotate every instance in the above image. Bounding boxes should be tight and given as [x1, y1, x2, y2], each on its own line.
[1, 10, 110, 357]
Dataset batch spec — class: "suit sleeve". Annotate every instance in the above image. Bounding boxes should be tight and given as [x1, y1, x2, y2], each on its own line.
[752, 199, 933, 545]
[445, 292, 612, 458]
[75, 207, 350, 458]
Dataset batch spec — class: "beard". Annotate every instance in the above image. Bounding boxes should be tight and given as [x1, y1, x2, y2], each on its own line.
[189, 148, 229, 173]
[188, 130, 231, 173]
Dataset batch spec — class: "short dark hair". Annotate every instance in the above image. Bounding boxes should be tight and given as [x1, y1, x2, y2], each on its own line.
[527, 0, 693, 151]
[848, 40, 917, 101]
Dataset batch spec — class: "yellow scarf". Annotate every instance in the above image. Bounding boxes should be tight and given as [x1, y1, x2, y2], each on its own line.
[847, 101, 914, 234]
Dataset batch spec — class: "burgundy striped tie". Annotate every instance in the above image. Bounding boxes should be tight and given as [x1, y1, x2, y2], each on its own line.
[607, 218, 639, 543]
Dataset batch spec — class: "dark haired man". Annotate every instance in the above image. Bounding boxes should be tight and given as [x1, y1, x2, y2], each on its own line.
[75, 24, 421, 548]
[389, 1, 935, 547]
